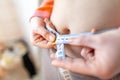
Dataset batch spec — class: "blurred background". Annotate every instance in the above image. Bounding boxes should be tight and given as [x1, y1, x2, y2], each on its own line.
[0, 0, 43, 80]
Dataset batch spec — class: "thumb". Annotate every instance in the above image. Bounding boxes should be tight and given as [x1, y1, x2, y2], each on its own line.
[69, 35, 97, 48]
[52, 58, 94, 76]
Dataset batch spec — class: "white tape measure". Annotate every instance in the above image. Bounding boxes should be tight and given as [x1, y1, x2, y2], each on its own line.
[46, 24, 93, 80]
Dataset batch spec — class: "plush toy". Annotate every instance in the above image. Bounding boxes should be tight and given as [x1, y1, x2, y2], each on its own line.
[14, 40, 37, 78]
[0, 40, 36, 78]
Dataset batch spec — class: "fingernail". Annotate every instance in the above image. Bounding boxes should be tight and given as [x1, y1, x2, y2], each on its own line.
[91, 28, 97, 33]
[49, 35, 55, 42]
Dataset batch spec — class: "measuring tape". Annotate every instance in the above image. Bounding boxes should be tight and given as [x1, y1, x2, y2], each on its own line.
[46, 24, 94, 80]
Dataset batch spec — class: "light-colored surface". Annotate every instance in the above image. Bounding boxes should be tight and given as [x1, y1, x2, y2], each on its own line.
[0, 0, 22, 42]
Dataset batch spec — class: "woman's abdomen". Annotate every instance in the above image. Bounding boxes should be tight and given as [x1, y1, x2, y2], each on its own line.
[50, 0, 120, 58]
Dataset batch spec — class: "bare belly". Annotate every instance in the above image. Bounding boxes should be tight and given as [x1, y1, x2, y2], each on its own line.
[50, 0, 120, 58]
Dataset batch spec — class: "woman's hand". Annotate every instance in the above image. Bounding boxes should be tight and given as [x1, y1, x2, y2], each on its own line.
[51, 29, 120, 79]
[30, 17, 56, 48]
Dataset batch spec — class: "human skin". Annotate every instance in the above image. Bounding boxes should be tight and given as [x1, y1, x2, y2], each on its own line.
[31, 0, 120, 57]
[31, 0, 120, 79]
[50, 0, 120, 58]
[51, 29, 120, 79]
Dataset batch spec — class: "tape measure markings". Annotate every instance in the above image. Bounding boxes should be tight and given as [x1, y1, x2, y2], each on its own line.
[46, 24, 93, 80]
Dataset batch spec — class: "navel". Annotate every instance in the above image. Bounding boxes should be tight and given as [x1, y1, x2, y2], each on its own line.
[58, 27, 70, 35]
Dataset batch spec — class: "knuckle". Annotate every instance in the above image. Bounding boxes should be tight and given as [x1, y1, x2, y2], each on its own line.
[43, 31, 50, 39]
[81, 52, 86, 58]
[46, 43, 53, 48]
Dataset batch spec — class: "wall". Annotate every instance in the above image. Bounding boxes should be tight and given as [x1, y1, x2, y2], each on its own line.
[13, 0, 39, 44]
[0, 0, 22, 42]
